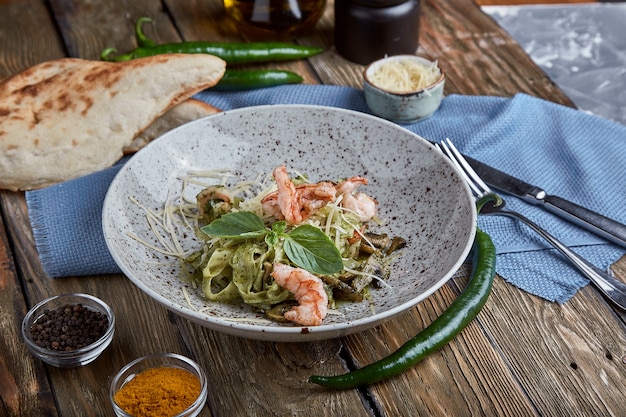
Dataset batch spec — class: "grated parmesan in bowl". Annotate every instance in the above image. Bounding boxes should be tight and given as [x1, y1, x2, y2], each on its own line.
[363, 55, 445, 123]
[367, 57, 441, 94]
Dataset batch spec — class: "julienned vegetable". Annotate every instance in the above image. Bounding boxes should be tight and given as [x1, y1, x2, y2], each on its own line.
[101, 17, 323, 65]
[308, 225, 496, 389]
[213, 69, 303, 91]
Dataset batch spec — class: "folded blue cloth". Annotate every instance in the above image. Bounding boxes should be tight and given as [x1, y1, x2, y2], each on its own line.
[26, 85, 626, 304]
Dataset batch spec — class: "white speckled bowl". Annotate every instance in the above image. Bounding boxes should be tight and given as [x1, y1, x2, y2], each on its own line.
[364, 55, 445, 123]
[102, 105, 475, 342]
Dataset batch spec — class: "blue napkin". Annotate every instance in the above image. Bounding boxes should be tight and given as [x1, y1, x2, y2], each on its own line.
[26, 85, 626, 304]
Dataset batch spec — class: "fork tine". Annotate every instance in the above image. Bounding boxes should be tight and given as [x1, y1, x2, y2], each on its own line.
[440, 139, 491, 197]
[435, 141, 483, 196]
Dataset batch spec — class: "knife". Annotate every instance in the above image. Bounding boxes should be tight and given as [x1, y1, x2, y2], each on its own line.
[464, 155, 626, 249]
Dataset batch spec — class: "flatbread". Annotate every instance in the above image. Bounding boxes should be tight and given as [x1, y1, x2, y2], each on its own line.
[123, 98, 220, 154]
[0, 54, 226, 191]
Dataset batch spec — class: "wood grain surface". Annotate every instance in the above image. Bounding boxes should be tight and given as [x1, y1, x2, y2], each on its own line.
[1, 0, 625, 416]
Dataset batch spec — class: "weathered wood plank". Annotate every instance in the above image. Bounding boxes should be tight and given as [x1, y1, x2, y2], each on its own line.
[0, 3, 63, 413]
[0, 0, 64, 79]
[611, 255, 626, 283]
[0, 193, 58, 417]
[480, 278, 626, 416]
[164, 0, 234, 41]
[175, 318, 372, 417]
[48, 0, 177, 60]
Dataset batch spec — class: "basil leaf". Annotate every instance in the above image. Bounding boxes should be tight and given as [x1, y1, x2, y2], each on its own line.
[200, 211, 267, 239]
[272, 221, 287, 234]
[265, 230, 279, 247]
[283, 225, 343, 275]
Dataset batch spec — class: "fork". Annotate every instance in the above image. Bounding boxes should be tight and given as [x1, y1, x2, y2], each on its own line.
[437, 138, 626, 311]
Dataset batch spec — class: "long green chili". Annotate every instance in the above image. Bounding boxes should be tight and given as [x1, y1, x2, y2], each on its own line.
[134, 17, 157, 48]
[101, 17, 323, 64]
[308, 223, 497, 389]
[213, 69, 303, 91]
[101, 42, 324, 64]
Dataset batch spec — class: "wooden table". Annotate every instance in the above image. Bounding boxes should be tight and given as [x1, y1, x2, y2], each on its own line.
[2, 1, 626, 416]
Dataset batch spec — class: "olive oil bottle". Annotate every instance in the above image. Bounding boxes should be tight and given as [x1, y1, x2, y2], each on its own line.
[224, 0, 326, 40]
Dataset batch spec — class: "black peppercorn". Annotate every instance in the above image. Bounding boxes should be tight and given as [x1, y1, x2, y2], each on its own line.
[29, 303, 109, 352]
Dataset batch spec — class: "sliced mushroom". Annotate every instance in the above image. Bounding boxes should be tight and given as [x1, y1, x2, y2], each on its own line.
[360, 232, 391, 254]
[360, 252, 390, 290]
[265, 301, 298, 323]
[386, 236, 407, 255]
[322, 275, 364, 302]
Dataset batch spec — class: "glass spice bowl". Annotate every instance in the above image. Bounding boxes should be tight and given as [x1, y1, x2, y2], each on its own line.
[21, 293, 115, 368]
[110, 353, 209, 417]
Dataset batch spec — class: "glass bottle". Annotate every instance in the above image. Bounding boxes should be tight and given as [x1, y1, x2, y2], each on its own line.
[334, 0, 421, 65]
[224, 0, 327, 40]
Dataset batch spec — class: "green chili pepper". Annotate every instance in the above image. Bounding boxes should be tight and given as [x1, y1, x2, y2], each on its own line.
[134, 17, 157, 48]
[101, 42, 324, 64]
[308, 225, 497, 389]
[212, 69, 303, 91]
[100, 17, 324, 65]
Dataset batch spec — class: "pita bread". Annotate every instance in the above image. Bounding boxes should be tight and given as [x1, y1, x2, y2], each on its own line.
[0, 54, 225, 191]
[123, 98, 220, 154]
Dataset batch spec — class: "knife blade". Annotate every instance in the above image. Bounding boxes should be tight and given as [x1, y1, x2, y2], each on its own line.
[464, 155, 626, 249]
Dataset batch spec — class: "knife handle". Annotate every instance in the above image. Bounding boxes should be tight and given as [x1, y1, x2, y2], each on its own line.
[543, 195, 626, 249]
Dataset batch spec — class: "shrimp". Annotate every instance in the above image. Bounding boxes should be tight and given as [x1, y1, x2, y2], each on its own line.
[261, 165, 336, 224]
[197, 185, 233, 222]
[336, 177, 378, 222]
[270, 263, 328, 326]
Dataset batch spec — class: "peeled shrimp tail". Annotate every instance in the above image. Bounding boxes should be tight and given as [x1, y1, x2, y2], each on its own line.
[270, 263, 328, 326]
[261, 165, 336, 225]
[274, 165, 304, 224]
[336, 177, 378, 222]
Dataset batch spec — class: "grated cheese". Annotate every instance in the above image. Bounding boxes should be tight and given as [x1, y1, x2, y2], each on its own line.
[368, 58, 440, 93]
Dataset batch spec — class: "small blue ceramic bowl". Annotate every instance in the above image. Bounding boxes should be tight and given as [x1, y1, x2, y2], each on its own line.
[363, 55, 445, 124]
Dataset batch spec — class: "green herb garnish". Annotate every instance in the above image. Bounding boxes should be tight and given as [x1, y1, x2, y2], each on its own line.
[200, 212, 343, 275]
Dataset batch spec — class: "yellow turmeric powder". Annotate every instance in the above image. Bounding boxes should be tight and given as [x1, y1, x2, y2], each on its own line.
[114, 366, 201, 417]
